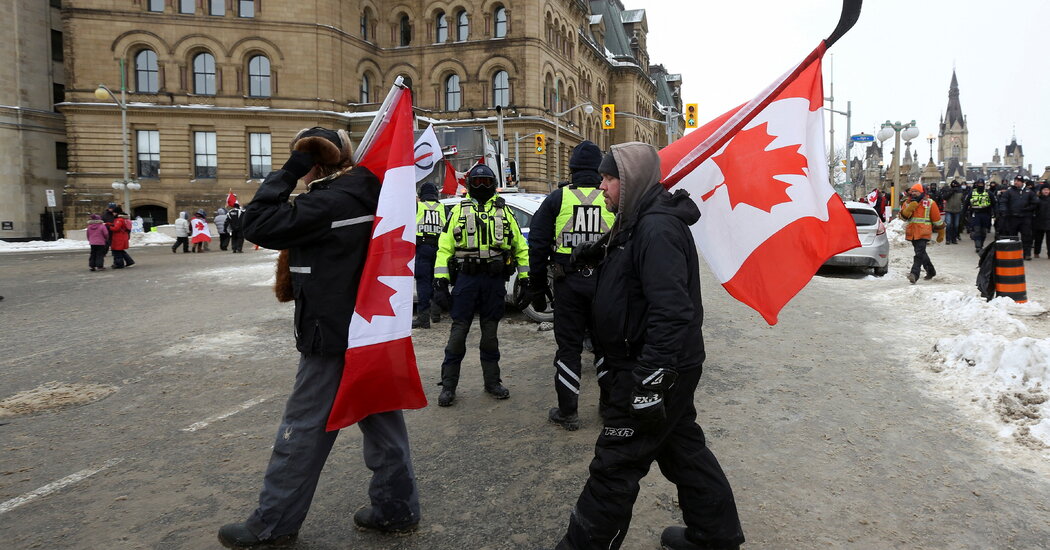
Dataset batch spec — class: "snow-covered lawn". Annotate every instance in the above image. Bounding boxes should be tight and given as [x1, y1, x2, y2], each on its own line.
[0, 231, 175, 253]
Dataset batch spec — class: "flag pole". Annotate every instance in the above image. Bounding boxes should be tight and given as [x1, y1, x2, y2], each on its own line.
[353, 76, 408, 164]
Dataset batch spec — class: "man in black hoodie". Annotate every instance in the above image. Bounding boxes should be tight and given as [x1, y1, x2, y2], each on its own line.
[528, 140, 615, 431]
[556, 142, 744, 550]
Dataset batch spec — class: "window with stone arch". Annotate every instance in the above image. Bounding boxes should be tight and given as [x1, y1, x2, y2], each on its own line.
[555, 79, 564, 113]
[435, 11, 448, 43]
[360, 7, 373, 41]
[399, 14, 412, 46]
[455, 10, 468, 41]
[492, 70, 509, 107]
[360, 73, 371, 103]
[193, 52, 216, 95]
[543, 74, 553, 110]
[493, 6, 508, 38]
[444, 74, 461, 111]
[135, 49, 159, 93]
[247, 55, 270, 97]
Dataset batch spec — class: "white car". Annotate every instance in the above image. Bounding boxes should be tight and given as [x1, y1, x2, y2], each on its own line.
[823, 200, 890, 276]
[438, 193, 553, 322]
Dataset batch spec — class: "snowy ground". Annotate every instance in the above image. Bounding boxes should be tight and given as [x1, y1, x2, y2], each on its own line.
[0, 231, 175, 253]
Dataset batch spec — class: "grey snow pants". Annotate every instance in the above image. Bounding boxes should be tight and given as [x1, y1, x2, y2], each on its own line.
[246, 353, 420, 539]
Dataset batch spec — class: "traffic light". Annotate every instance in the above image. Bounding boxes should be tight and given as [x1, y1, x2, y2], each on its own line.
[602, 104, 615, 130]
[685, 104, 698, 129]
[534, 133, 546, 154]
[840, 159, 848, 173]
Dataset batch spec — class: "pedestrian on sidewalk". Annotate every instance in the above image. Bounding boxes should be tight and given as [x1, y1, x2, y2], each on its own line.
[940, 180, 965, 244]
[227, 203, 246, 253]
[86, 213, 108, 271]
[109, 208, 135, 269]
[218, 127, 421, 549]
[215, 208, 230, 251]
[554, 142, 744, 550]
[965, 179, 994, 252]
[1033, 185, 1050, 258]
[900, 182, 944, 284]
[171, 211, 190, 253]
[1001, 175, 1038, 260]
[190, 210, 211, 253]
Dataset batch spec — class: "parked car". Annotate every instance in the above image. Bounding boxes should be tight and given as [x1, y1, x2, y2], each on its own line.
[437, 193, 554, 322]
[824, 200, 890, 276]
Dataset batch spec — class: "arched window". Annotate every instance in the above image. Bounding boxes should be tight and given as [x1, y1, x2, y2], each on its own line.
[399, 74, 413, 90]
[247, 55, 270, 97]
[399, 14, 411, 46]
[436, 11, 448, 43]
[360, 9, 371, 40]
[555, 80, 563, 112]
[135, 49, 159, 93]
[360, 74, 370, 103]
[445, 74, 461, 111]
[543, 74, 553, 110]
[492, 70, 509, 107]
[456, 10, 468, 41]
[193, 52, 216, 95]
[494, 6, 508, 38]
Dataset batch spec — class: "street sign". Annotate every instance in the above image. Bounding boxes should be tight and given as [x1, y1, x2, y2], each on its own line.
[850, 133, 874, 143]
[45, 189, 56, 207]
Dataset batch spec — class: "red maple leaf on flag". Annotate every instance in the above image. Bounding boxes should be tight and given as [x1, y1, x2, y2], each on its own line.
[704, 122, 808, 213]
[355, 218, 415, 323]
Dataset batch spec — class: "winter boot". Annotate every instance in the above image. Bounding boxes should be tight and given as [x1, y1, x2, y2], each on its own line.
[660, 526, 739, 550]
[431, 312, 442, 323]
[548, 407, 580, 431]
[412, 315, 430, 329]
[438, 386, 455, 407]
[907, 272, 918, 284]
[352, 506, 418, 534]
[218, 522, 297, 548]
[484, 383, 510, 400]
[923, 269, 936, 280]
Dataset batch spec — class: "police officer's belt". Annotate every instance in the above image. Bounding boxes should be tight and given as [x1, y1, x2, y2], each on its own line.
[418, 235, 438, 246]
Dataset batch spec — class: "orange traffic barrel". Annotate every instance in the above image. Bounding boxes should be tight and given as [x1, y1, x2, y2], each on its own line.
[994, 239, 1027, 303]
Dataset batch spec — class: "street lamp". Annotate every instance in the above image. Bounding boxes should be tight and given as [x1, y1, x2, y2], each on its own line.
[553, 102, 595, 184]
[876, 120, 919, 211]
[926, 133, 935, 162]
[95, 75, 133, 216]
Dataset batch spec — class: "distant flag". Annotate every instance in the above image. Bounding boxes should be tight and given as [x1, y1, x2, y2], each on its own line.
[441, 160, 459, 195]
[414, 124, 442, 183]
[226, 190, 237, 207]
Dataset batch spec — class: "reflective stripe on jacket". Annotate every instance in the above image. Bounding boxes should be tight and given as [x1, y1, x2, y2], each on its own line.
[900, 197, 943, 240]
[553, 186, 615, 254]
[434, 194, 529, 279]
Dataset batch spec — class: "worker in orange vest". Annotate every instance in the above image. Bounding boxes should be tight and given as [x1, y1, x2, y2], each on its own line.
[900, 183, 945, 284]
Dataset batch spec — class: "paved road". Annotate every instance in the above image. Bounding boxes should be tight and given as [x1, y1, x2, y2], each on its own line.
[0, 243, 1048, 549]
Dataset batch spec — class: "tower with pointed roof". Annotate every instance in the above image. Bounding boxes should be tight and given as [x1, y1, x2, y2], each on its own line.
[938, 70, 968, 166]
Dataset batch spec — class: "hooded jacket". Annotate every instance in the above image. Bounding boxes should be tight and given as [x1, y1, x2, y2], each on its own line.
[214, 208, 228, 234]
[110, 215, 132, 250]
[591, 142, 704, 373]
[243, 163, 380, 356]
[174, 212, 190, 237]
[86, 215, 109, 245]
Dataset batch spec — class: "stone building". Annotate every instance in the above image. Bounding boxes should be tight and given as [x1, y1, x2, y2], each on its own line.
[53, 0, 681, 227]
[0, 0, 68, 240]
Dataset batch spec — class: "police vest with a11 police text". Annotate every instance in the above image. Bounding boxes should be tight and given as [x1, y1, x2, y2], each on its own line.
[554, 187, 615, 254]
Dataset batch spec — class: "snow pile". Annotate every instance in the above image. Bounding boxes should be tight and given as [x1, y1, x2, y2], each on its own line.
[885, 218, 909, 248]
[0, 238, 89, 253]
[130, 231, 175, 246]
[923, 290, 1035, 336]
[933, 332, 1050, 448]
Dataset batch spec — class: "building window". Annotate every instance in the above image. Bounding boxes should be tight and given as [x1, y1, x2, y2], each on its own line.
[399, 15, 411, 46]
[209, 0, 225, 16]
[52, 83, 64, 110]
[56, 142, 68, 171]
[193, 52, 216, 95]
[248, 55, 270, 97]
[445, 74, 461, 111]
[360, 74, 370, 103]
[494, 7, 507, 38]
[193, 131, 217, 179]
[249, 133, 271, 179]
[456, 10, 468, 41]
[238, 0, 255, 18]
[51, 30, 63, 62]
[360, 10, 370, 40]
[147, 0, 163, 12]
[179, 0, 194, 14]
[50, 0, 61, 8]
[135, 50, 159, 93]
[136, 130, 160, 178]
[492, 70, 509, 107]
[436, 12, 448, 43]
[399, 75, 413, 90]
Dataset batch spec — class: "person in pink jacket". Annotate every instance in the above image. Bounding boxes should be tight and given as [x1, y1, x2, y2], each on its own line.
[86, 213, 109, 271]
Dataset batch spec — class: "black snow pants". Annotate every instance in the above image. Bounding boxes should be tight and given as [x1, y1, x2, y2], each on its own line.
[1002, 216, 1034, 257]
[439, 272, 506, 390]
[909, 238, 935, 278]
[552, 269, 604, 416]
[556, 367, 744, 550]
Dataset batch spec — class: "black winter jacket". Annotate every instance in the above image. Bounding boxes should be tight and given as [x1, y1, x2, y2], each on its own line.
[1001, 186, 1038, 218]
[1035, 195, 1050, 232]
[592, 185, 704, 372]
[243, 166, 380, 356]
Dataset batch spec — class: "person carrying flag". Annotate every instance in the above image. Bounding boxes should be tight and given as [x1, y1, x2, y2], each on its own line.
[900, 182, 945, 284]
[413, 182, 445, 329]
[527, 140, 614, 431]
[432, 164, 529, 407]
[556, 143, 744, 550]
[219, 127, 421, 548]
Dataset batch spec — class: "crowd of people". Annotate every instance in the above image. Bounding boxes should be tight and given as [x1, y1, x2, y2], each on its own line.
[84, 202, 135, 271]
[170, 204, 247, 254]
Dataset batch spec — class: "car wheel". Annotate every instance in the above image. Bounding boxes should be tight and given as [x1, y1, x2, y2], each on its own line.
[512, 275, 555, 323]
[872, 265, 888, 277]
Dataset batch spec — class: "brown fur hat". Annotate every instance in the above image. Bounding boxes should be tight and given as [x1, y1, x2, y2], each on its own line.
[289, 127, 352, 168]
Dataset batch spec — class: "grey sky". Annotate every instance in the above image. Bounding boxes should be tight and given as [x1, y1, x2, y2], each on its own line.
[645, 0, 1050, 176]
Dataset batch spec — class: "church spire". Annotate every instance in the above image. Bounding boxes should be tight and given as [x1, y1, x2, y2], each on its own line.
[945, 70, 965, 129]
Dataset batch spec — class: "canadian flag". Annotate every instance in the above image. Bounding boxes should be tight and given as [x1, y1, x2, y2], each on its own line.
[327, 86, 427, 431]
[865, 189, 878, 207]
[226, 190, 237, 208]
[441, 159, 459, 195]
[659, 42, 859, 325]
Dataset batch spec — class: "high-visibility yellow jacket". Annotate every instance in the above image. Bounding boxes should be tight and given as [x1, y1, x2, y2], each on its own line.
[434, 194, 529, 280]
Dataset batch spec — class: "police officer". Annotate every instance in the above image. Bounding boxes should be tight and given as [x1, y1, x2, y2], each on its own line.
[432, 164, 529, 407]
[965, 179, 994, 252]
[528, 140, 614, 431]
[1001, 175, 1039, 260]
[414, 182, 445, 329]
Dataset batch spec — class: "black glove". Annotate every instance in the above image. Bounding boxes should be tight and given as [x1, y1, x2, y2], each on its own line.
[570, 239, 605, 270]
[433, 279, 451, 312]
[281, 150, 315, 180]
[629, 366, 678, 432]
[527, 275, 551, 312]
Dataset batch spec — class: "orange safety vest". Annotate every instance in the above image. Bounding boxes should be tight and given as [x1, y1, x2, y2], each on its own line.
[900, 198, 944, 240]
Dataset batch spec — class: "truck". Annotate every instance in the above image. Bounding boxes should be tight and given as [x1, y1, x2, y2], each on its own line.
[415, 125, 514, 194]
